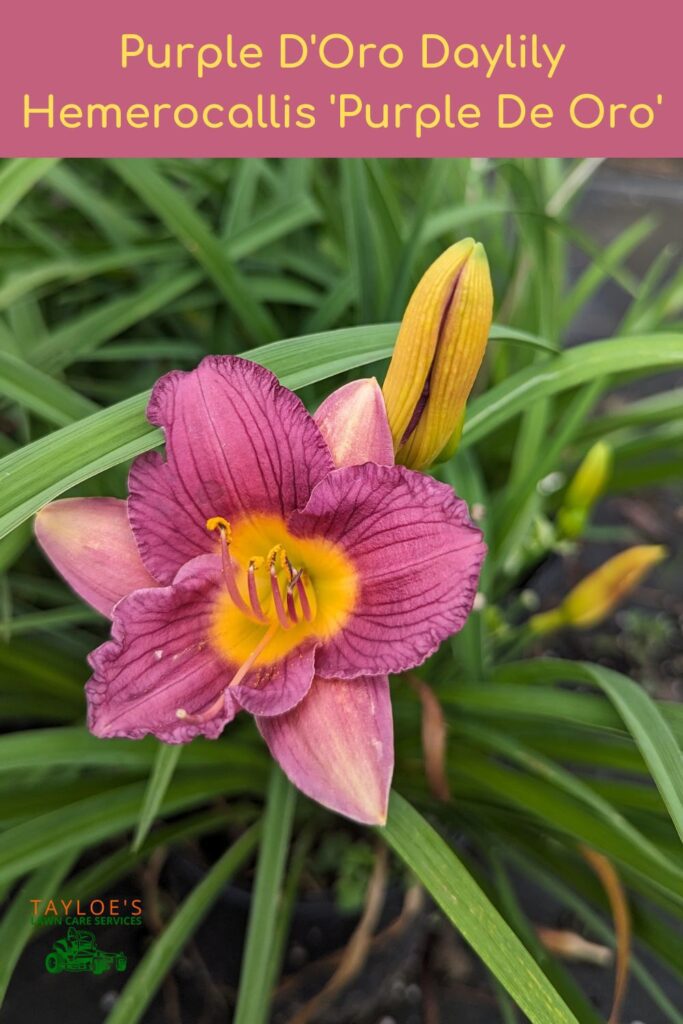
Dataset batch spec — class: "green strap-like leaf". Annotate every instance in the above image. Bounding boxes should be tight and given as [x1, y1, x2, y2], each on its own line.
[105, 826, 259, 1024]
[463, 332, 683, 446]
[233, 766, 297, 1024]
[498, 659, 683, 844]
[108, 159, 279, 343]
[0, 773, 267, 889]
[0, 158, 59, 225]
[576, 662, 683, 846]
[131, 742, 183, 852]
[381, 792, 580, 1024]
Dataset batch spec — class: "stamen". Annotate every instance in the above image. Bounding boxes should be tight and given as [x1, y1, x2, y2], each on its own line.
[206, 516, 231, 539]
[267, 544, 284, 571]
[247, 558, 267, 622]
[176, 622, 279, 724]
[281, 551, 295, 580]
[296, 572, 314, 622]
[206, 517, 250, 616]
[270, 566, 293, 630]
[286, 586, 299, 624]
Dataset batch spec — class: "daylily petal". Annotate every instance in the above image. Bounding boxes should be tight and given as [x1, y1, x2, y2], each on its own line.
[34, 498, 157, 618]
[87, 566, 237, 743]
[231, 641, 317, 717]
[257, 674, 393, 825]
[289, 463, 485, 678]
[314, 378, 394, 468]
[129, 356, 334, 583]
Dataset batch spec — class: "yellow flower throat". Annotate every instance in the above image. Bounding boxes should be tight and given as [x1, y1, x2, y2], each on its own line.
[209, 513, 356, 665]
[175, 514, 357, 725]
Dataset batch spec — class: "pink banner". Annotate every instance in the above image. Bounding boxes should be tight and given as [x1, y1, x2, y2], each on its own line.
[0, 0, 678, 156]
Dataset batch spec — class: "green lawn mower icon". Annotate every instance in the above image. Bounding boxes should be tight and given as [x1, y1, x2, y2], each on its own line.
[44, 927, 127, 975]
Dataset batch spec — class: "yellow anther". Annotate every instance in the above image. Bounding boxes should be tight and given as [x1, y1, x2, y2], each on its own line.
[280, 549, 294, 577]
[248, 556, 264, 572]
[267, 544, 284, 571]
[206, 516, 232, 540]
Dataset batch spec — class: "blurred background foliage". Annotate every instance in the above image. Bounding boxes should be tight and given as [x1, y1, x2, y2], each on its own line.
[0, 157, 682, 1023]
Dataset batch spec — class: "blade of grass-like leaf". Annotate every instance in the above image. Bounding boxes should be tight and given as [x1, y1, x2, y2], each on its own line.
[30, 269, 202, 373]
[5, 606, 100, 635]
[263, 826, 313, 997]
[0, 725, 265, 773]
[381, 792, 580, 1024]
[68, 807, 256, 900]
[545, 158, 605, 216]
[85, 340, 203, 362]
[46, 163, 144, 245]
[489, 324, 557, 353]
[578, 387, 683, 441]
[422, 200, 511, 243]
[0, 639, 85, 700]
[0, 774, 266, 889]
[0, 158, 59, 225]
[492, 980, 521, 1024]
[221, 159, 264, 235]
[560, 215, 654, 328]
[0, 522, 31, 575]
[507, 848, 683, 1024]
[498, 659, 683, 833]
[454, 753, 683, 905]
[487, 851, 602, 1023]
[227, 196, 320, 261]
[233, 766, 296, 1024]
[575, 663, 683, 846]
[342, 160, 377, 324]
[463, 332, 683, 447]
[387, 160, 451, 319]
[0, 244, 181, 310]
[0, 851, 75, 1006]
[8, 297, 46, 352]
[104, 826, 259, 1024]
[619, 245, 678, 333]
[494, 378, 603, 564]
[131, 743, 183, 852]
[455, 721, 677, 877]
[441, 682, 683, 747]
[109, 159, 279, 342]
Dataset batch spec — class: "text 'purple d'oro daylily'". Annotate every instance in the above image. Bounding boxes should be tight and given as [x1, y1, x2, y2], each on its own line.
[35, 357, 485, 824]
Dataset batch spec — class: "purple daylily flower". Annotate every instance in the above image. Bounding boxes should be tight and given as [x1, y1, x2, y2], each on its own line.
[35, 357, 485, 824]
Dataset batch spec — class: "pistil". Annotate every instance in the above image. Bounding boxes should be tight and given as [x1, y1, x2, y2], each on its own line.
[176, 621, 279, 725]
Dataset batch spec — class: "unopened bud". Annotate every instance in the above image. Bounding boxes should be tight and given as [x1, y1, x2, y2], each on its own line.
[558, 442, 613, 539]
[382, 239, 493, 470]
[530, 545, 666, 634]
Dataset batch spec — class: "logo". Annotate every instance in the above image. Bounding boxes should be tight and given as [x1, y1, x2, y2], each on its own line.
[29, 896, 143, 927]
[44, 927, 127, 976]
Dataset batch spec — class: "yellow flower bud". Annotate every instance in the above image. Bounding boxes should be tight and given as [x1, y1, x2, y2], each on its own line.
[530, 545, 666, 634]
[557, 441, 613, 539]
[382, 239, 493, 470]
